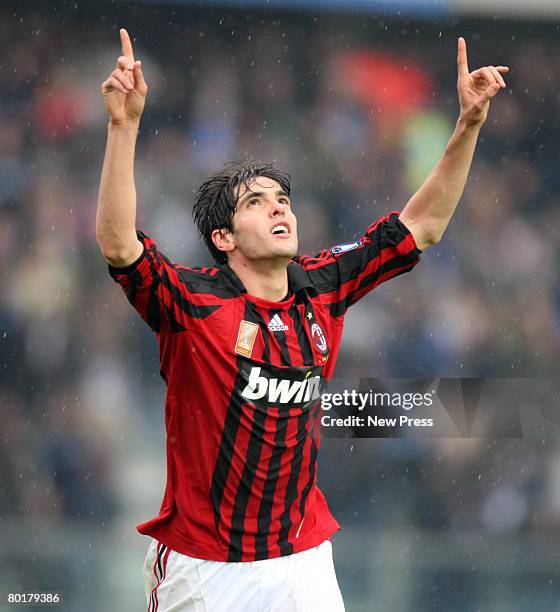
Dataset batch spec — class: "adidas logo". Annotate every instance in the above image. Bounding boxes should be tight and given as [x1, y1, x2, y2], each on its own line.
[267, 314, 289, 332]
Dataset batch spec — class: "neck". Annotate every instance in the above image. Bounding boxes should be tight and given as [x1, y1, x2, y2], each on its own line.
[229, 257, 290, 302]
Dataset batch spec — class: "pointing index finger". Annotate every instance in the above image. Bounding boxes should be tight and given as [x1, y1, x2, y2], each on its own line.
[120, 28, 135, 61]
[457, 36, 469, 77]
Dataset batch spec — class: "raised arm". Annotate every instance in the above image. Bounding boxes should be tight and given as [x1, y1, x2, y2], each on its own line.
[399, 37, 509, 251]
[96, 28, 148, 267]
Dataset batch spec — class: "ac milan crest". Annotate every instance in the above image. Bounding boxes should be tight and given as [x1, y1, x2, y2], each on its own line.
[311, 322, 328, 354]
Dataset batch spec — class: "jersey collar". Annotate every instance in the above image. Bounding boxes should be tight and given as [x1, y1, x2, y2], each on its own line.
[218, 261, 315, 297]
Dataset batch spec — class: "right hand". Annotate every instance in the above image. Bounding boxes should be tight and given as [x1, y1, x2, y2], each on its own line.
[101, 28, 147, 125]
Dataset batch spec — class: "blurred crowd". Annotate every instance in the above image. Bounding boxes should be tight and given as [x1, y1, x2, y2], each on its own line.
[1, 2, 560, 598]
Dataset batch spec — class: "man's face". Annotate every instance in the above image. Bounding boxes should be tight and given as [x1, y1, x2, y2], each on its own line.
[226, 176, 298, 264]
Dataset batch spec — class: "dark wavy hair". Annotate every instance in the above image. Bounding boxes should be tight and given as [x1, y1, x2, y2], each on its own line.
[192, 160, 291, 265]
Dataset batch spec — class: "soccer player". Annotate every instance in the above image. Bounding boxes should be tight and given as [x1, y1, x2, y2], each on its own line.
[97, 28, 508, 611]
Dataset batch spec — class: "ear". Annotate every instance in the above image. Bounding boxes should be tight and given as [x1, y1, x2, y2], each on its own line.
[211, 228, 235, 256]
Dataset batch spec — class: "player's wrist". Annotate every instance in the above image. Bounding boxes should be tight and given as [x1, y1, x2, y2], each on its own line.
[108, 117, 141, 131]
[456, 113, 484, 132]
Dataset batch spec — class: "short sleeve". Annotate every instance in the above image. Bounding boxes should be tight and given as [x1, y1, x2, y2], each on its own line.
[295, 211, 421, 316]
[107, 230, 189, 333]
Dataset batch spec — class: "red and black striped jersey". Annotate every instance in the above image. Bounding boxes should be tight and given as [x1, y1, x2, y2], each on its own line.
[108, 211, 421, 562]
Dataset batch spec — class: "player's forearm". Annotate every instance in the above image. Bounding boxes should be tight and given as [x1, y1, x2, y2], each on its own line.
[96, 120, 141, 258]
[400, 117, 481, 249]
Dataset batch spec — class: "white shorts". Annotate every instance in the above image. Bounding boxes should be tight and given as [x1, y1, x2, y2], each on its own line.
[143, 539, 345, 612]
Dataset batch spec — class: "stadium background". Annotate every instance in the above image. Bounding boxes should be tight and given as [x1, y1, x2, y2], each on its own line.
[1, 0, 560, 610]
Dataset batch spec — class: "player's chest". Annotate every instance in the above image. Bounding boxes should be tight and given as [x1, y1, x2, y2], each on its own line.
[190, 297, 337, 368]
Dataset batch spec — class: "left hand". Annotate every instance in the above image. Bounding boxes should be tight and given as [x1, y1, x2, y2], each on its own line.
[457, 37, 509, 128]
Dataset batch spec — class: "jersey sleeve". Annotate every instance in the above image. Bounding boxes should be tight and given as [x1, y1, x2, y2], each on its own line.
[295, 211, 421, 316]
[107, 230, 190, 333]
